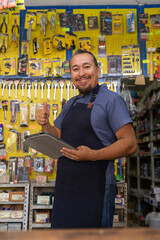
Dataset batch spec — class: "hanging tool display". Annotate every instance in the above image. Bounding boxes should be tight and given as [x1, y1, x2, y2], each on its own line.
[79, 37, 94, 51]
[9, 33, 18, 48]
[52, 104, 58, 120]
[2, 100, 8, 121]
[53, 81, 58, 101]
[0, 14, 8, 33]
[33, 81, 38, 99]
[43, 38, 52, 55]
[47, 81, 51, 101]
[1, 80, 7, 97]
[11, 18, 20, 34]
[147, 47, 156, 81]
[8, 81, 12, 98]
[0, 36, 7, 53]
[121, 45, 140, 75]
[49, 11, 56, 31]
[33, 37, 38, 54]
[52, 34, 65, 51]
[40, 14, 47, 36]
[20, 80, 25, 98]
[27, 18, 34, 42]
[25, 12, 36, 42]
[65, 32, 77, 50]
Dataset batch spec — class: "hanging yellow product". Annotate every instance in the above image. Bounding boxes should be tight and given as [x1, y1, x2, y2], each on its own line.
[20, 102, 28, 127]
[79, 37, 94, 51]
[65, 32, 77, 50]
[112, 15, 123, 34]
[29, 58, 42, 77]
[52, 58, 62, 77]
[6, 129, 17, 153]
[3, 58, 16, 76]
[43, 38, 52, 55]
[42, 59, 52, 77]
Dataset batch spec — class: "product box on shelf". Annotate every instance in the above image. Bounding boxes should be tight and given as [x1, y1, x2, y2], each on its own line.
[35, 212, 50, 223]
[10, 210, 23, 219]
[0, 192, 9, 201]
[9, 192, 24, 202]
[0, 210, 11, 219]
[8, 223, 21, 231]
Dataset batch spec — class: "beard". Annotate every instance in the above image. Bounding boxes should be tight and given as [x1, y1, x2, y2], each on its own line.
[76, 84, 93, 95]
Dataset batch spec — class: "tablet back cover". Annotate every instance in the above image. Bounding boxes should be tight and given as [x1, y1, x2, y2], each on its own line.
[23, 132, 76, 159]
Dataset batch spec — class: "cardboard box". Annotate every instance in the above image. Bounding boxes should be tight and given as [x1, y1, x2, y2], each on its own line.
[0, 192, 9, 201]
[0, 210, 11, 219]
[10, 210, 23, 219]
[0, 223, 8, 231]
[35, 212, 50, 223]
[37, 196, 51, 205]
[8, 223, 21, 231]
[9, 192, 24, 202]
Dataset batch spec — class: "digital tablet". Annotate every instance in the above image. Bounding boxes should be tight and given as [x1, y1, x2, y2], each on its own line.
[23, 132, 76, 159]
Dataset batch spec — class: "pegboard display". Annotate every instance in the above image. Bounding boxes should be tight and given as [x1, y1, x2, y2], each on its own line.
[0, 10, 20, 76]
[72, 8, 138, 75]
[24, 9, 67, 62]
[0, 78, 119, 182]
[0, 79, 79, 181]
[144, 7, 160, 80]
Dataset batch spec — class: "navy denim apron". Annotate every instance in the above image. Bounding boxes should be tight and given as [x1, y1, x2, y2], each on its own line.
[51, 84, 108, 229]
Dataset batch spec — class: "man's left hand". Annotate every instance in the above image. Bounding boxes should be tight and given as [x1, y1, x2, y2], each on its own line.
[61, 146, 96, 161]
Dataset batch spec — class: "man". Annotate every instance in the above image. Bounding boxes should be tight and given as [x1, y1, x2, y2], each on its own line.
[36, 49, 137, 229]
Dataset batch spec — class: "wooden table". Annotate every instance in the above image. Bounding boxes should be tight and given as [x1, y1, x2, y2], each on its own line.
[1, 228, 160, 240]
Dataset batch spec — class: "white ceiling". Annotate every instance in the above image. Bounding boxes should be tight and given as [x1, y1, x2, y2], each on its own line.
[25, 0, 160, 6]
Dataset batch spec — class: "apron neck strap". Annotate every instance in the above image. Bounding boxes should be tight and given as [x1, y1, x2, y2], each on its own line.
[87, 84, 100, 109]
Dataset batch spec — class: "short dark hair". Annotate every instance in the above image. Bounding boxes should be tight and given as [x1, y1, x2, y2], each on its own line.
[69, 49, 98, 69]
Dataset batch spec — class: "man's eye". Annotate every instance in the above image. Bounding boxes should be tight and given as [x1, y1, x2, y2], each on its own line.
[84, 65, 90, 69]
[72, 68, 78, 71]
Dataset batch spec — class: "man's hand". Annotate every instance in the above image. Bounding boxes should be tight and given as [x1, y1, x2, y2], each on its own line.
[36, 101, 50, 126]
[61, 146, 97, 161]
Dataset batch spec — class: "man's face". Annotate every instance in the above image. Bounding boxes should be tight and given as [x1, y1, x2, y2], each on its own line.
[70, 53, 100, 94]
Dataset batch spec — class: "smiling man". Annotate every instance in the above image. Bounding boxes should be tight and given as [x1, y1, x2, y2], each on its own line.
[36, 49, 137, 229]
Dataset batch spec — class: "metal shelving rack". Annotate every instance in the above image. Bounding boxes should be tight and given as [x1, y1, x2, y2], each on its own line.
[0, 183, 29, 231]
[127, 102, 160, 224]
[113, 182, 127, 228]
[29, 181, 55, 230]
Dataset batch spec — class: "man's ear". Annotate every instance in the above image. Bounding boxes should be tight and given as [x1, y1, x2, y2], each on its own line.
[97, 65, 101, 77]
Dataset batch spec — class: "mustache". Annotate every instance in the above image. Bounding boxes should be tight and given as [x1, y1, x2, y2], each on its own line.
[75, 76, 89, 81]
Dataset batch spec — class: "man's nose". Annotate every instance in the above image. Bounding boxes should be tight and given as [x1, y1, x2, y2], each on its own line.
[79, 67, 85, 76]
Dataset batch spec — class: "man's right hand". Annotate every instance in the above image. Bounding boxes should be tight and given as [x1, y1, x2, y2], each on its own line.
[36, 101, 50, 126]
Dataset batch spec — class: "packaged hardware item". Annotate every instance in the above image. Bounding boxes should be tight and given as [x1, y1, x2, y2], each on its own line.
[20, 102, 28, 127]
[126, 12, 135, 33]
[100, 11, 112, 35]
